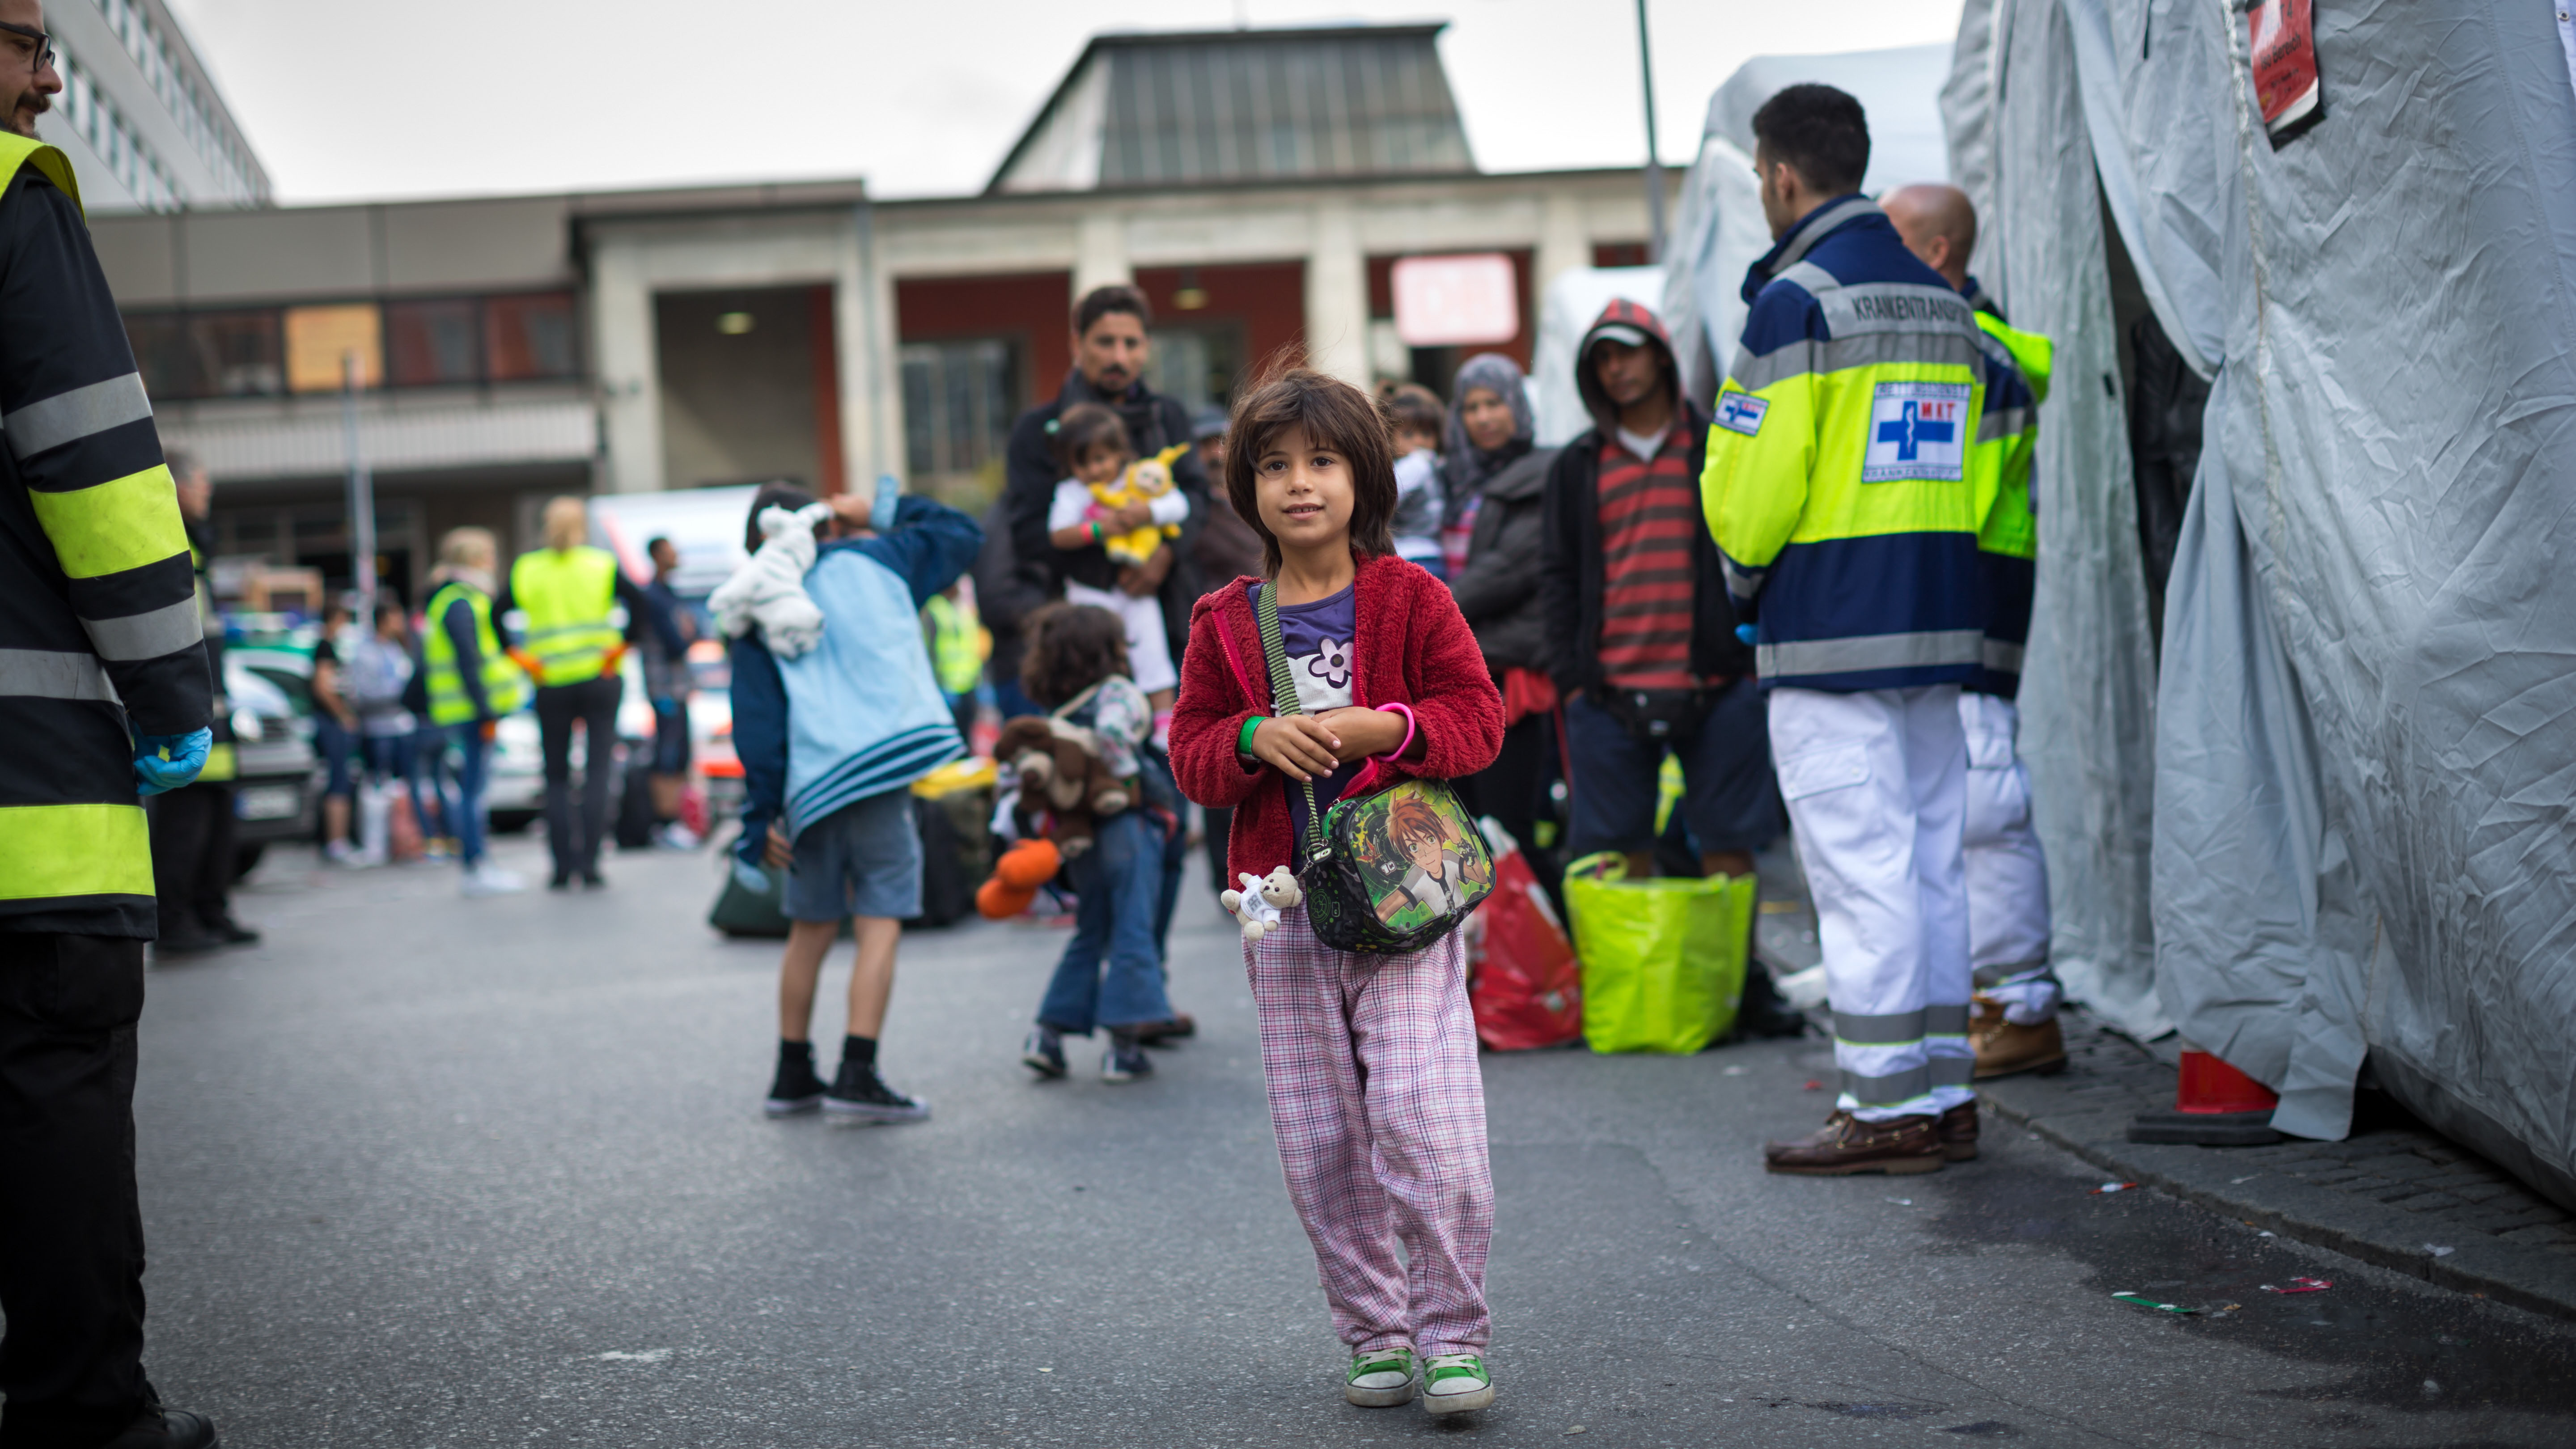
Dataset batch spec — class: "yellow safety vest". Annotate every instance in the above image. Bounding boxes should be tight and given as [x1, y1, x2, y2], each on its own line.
[421, 582, 527, 725]
[509, 547, 623, 686]
[0, 133, 168, 921]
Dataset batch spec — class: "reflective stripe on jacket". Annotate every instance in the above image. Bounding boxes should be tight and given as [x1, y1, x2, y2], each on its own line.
[1967, 308, 2051, 698]
[0, 133, 212, 936]
[422, 582, 525, 725]
[1700, 196, 2037, 693]
[508, 546, 622, 686]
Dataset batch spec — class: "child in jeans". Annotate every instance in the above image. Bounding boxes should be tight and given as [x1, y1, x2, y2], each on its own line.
[1046, 402, 1186, 715]
[1013, 604, 1177, 1084]
[1167, 369, 1506, 1416]
[727, 479, 983, 1125]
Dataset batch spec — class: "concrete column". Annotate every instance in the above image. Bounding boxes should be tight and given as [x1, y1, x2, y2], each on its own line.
[838, 204, 902, 488]
[1304, 199, 1368, 384]
[588, 241, 663, 494]
[1072, 208, 1130, 299]
[1534, 186, 1592, 298]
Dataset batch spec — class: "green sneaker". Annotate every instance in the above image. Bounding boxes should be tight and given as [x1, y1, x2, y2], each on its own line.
[1344, 1346, 1418, 1407]
[1422, 1352, 1494, 1414]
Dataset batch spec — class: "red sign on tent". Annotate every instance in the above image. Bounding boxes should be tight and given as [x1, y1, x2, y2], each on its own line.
[2248, 0, 2324, 147]
[1391, 254, 1520, 347]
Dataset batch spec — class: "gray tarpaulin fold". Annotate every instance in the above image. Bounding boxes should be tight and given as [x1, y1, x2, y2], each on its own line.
[1943, 0, 2167, 1040]
[1945, 0, 2576, 1193]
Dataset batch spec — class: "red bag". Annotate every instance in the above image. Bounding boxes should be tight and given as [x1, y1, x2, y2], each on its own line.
[1467, 842, 1583, 1050]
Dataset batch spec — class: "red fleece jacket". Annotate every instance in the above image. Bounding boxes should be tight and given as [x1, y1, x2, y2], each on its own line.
[1171, 552, 1506, 883]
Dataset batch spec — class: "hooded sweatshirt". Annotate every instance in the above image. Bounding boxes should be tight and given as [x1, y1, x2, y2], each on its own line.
[1538, 299, 1753, 700]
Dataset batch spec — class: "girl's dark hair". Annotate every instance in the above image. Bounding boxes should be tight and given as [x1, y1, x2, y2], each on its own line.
[1223, 367, 1397, 577]
[1019, 602, 1131, 708]
[1051, 402, 1131, 475]
[1386, 383, 1447, 441]
[744, 482, 818, 555]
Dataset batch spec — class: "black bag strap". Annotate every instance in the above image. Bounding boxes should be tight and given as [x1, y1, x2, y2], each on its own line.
[1253, 582, 1324, 864]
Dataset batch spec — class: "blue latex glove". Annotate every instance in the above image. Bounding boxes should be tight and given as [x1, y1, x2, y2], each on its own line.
[134, 727, 212, 796]
[1735, 623, 1758, 646]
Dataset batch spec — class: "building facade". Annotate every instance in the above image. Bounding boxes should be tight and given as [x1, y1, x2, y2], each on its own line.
[88, 24, 1667, 604]
[39, 0, 266, 212]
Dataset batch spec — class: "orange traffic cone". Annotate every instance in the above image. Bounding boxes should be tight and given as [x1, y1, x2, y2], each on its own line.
[2126, 1045, 2284, 1145]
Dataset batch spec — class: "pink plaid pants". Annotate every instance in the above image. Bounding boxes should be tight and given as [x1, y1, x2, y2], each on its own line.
[1246, 906, 1494, 1357]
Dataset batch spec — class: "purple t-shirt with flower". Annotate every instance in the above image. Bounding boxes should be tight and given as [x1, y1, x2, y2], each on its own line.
[1250, 580, 1362, 846]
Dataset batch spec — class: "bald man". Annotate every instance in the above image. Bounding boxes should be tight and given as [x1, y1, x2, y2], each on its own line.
[1885, 183, 2067, 1080]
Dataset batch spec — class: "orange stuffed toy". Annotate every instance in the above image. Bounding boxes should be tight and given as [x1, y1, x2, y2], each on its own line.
[974, 837, 1062, 920]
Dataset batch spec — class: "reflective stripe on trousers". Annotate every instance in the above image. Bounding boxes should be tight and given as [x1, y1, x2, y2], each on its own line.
[1769, 684, 1973, 1119]
[1960, 692, 2059, 1024]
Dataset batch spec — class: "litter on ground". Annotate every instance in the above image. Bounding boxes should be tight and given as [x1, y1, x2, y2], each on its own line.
[2111, 1292, 2197, 1314]
[2261, 1277, 2333, 1294]
[2090, 1182, 2139, 1195]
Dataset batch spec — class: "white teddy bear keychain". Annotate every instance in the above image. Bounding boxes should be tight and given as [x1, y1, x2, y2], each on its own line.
[1219, 866, 1304, 942]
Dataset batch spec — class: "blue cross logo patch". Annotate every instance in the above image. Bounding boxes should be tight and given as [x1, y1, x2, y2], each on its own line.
[1862, 381, 1970, 483]
[1716, 392, 1769, 437]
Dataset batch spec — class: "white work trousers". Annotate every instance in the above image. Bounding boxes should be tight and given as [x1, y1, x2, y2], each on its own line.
[1770, 685, 1974, 1121]
[1959, 693, 2060, 1025]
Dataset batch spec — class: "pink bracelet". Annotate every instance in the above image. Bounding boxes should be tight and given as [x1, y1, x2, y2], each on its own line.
[1373, 701, 1417, 762]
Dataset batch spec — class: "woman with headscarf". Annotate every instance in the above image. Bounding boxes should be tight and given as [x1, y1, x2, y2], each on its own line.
[1439, 354, 1564, 900]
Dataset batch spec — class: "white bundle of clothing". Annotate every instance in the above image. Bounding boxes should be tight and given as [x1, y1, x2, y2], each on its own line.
[708, 502, 833, 659]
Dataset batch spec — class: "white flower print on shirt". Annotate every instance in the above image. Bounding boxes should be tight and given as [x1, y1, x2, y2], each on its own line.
[1303, 636, 1352, 693]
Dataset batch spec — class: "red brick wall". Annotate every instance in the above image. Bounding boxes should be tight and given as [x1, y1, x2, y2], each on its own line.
[894, 271, 1074, 409]
[1131, 261, 1307, 388]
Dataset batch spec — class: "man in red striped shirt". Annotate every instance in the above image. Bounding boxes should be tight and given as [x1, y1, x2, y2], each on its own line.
[1540, 300, 1781, 883]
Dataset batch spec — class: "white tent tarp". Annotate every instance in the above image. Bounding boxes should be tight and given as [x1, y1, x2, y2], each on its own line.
[1947, 0, 2576, 1196]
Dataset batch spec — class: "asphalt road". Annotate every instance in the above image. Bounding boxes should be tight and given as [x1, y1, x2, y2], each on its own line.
[109, 833, 2576, 1447]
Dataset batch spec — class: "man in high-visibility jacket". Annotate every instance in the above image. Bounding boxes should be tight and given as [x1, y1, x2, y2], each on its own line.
[1702, 85, 2037, 1176]
[1885, 182, 2068, 1082]
[498, 496, 682, 890]
[0, 12, 221, 1445]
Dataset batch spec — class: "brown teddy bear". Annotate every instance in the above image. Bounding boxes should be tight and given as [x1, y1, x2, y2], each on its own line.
[995, 715, 1131, 857]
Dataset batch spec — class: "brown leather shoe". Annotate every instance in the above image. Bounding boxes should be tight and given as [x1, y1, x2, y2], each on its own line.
[1937, 1100, 1979, 1161]
[1972, 1001, 2068, 1080]
[1763, 1110, 1946, 1175]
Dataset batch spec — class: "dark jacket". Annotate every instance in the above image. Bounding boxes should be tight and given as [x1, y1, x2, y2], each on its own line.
[1002, 370, 1210, 666]
[1446, 447, 1559, 675]
[970, 499, 1053, 695]
[1539, 299, 1753, 699]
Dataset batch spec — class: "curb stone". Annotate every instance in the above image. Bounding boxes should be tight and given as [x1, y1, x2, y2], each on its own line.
[1976, 1019, 2576, 1326]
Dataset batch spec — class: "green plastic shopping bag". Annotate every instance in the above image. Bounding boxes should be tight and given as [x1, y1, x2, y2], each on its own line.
[1563, 852, 1756, 1053]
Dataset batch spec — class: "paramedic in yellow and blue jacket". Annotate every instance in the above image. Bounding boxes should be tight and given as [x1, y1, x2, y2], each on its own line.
[1699, 84, 2035, 1181]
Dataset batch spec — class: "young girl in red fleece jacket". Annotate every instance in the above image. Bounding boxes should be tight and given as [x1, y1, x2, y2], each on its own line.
[1169, 369, 1505, 1417]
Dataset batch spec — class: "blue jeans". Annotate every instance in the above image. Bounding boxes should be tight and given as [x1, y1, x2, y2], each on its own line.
[445, 723, 493, 865]
[1037, 810, 1175, 1034]
[412, 724, 455, 842]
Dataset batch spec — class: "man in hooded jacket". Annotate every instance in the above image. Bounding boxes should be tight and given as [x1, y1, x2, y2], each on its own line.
[1539, 301, 1779, 888]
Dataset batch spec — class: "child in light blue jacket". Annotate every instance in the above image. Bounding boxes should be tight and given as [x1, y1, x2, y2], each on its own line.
[725, 479, 982, 1124]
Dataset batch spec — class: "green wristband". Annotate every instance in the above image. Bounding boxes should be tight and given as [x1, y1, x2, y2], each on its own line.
[1237, 715, 1267, 757]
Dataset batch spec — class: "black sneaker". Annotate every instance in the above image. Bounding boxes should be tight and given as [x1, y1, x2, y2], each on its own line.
[102, 1400, 219, 1448]
[581, 870, 607, 890]
[208, 916, 260, 947]
[1021, 1027, 1068, 1079]
[1102, 1038, 1153, 1084]
[823, 1060, 930, 1125]
[763, 1043, 828, 1117]
[153, 926, 223, 958]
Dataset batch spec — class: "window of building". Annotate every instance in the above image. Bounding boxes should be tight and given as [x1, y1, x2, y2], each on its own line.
[127, 310, 284, 400]
[486, 294, 580, 381]
[386, 299, 483, 387]
[899, 339, 1017, 483]
[284, 304, 382, 392]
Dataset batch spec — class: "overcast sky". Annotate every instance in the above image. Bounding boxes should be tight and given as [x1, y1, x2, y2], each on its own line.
[156, 0, 1963, 204]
